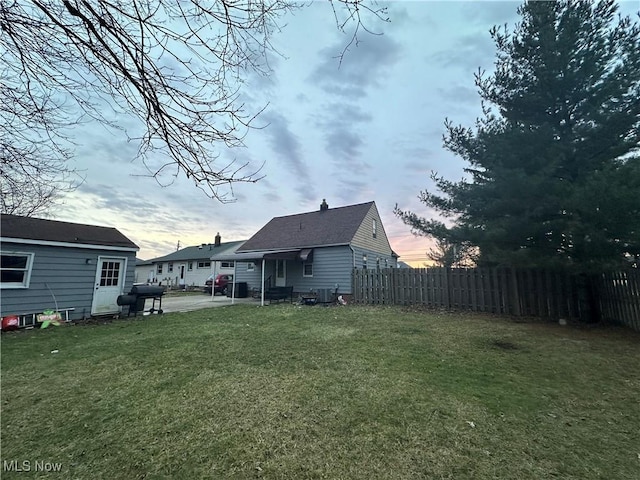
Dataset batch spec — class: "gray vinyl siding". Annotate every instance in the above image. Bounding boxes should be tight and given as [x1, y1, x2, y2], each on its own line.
[351, 203, 393, 255]
[287, 246, 354, 294]
[231, 247, 354, 295]
[352, 246, 398, 270]
[1, 242, 135, 321]
[234, 261, 274, 291]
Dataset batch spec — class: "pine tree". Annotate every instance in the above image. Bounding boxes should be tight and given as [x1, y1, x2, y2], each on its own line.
[397, 0, 640, 272]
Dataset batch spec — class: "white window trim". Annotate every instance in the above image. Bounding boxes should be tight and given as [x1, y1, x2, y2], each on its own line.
[303, 262, 313, 277]
[1, 252, 35, 289]
[247, 262, 255, 272]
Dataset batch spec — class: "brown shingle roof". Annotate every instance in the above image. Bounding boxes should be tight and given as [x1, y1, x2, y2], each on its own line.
[1, 214, 138, 249]
[237, 201, 374, 252]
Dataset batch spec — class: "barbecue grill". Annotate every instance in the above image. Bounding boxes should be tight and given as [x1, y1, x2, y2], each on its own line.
[117, 285, 165, 317]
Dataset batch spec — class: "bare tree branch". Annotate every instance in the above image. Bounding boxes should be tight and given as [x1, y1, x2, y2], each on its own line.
[1, 0, 386, 214]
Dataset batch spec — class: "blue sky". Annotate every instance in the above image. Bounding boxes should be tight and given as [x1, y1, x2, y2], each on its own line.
[53, 1, 640, 265]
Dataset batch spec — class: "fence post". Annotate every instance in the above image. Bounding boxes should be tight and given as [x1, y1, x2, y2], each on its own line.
[509, 268, 521, 316]
[444, 267, 451, 309]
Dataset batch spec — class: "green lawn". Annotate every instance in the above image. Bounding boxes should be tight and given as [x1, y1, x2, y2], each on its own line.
[1, 305, 639, 479]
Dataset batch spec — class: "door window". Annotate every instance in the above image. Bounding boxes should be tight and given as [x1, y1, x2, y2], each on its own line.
[277, 260, 285, 278]
[99, 261, 121, 286]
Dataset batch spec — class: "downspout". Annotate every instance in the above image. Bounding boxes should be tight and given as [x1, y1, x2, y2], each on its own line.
[349, 245, 356, 296]
[261, 258, 266, 306]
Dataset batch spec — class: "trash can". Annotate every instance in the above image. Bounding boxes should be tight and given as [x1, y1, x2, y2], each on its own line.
[227, 282, 248, 298]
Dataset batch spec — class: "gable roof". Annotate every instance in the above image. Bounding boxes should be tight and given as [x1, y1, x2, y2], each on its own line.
[148, 240, 246, 263]
[237, 201, 375, 252]
[1, 214, 138, 250]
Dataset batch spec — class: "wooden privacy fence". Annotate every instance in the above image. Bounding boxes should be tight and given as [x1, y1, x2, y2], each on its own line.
[597, 270, 640, 331]
[352, 268, 640, 331]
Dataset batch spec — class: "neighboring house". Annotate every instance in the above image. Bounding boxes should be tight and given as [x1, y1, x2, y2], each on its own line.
[135, 234, 245, 288]
[0, 214, 138, 321]
[135, 258, 155, 284]
[211, 200, 398, 298]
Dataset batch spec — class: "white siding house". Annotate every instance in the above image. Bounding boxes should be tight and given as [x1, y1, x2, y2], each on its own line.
[135, 235, 245, 288]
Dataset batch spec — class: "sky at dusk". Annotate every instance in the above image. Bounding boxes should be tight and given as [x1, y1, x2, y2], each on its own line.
[51, 1, 640, 266]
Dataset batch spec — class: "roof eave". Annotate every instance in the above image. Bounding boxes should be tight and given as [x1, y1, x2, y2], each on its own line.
[236, 242, 351, 253]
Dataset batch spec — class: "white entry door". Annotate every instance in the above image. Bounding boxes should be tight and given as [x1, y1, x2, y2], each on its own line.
[91, 257, 126, 315]
[275, 259, 286, 287]
[179, 264, 186, 287]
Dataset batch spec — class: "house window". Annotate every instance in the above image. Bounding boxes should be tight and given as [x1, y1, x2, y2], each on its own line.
[188, 262, 193, 271]
[157, 263, 163, 274]
[168, 262, 174, 273]
[385, 259, 389, 268]
[247, 262, 255, 272]
[1, 252, 34, 288]
[221, 261, 235, 268]
[373, 219, 377, 238]
[303, 262, 313, 277]
[197, 261, 211, 269]
[362, 254, 367, 270]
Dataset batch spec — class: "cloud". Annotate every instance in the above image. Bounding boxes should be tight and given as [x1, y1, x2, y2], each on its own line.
[404, 160, 433, 175]
[310, 32, 402, 98]
[462, 1, 520, 24]
[428, 33, 495, 72]
[324, 129, 368, 167]
[437, 84, 479, 104]
[313, 103, 373, 168]
[260, 110, 316, 200]
[262, 191, 282, 203]
[308, 30, 402, 178]
[323, 103, 373, 124]
[333, 177, 372, 204]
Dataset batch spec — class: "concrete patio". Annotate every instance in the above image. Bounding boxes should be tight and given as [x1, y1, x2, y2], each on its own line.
[157, 293, 260, 314]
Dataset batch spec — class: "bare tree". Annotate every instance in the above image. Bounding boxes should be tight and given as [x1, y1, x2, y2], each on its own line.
[426, 238, 476, 268]
[1, 78, 82, 216]
[0, 0, 388, 214]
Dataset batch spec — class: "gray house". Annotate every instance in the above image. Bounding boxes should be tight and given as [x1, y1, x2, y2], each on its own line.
[1, 214, 138, 323]
[212, 200, 398, 301]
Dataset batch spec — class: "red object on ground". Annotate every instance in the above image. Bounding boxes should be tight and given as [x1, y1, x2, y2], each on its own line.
[1, 315, 20, 331]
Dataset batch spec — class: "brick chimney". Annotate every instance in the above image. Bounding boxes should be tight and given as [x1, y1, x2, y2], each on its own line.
[214, 232, 221, 246]
[320, 199, 329, 212]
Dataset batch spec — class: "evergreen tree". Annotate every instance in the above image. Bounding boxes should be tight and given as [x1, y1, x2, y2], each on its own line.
[396, 0, 640, 272]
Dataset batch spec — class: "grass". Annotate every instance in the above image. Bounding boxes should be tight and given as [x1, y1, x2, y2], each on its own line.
[1, 305, 639, 479]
